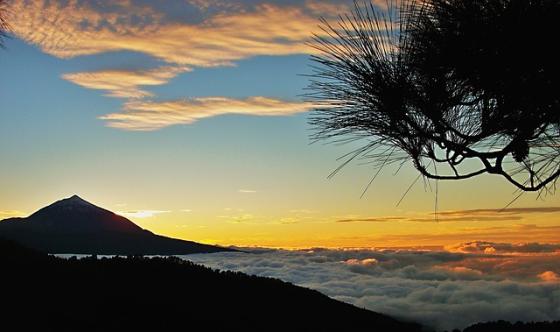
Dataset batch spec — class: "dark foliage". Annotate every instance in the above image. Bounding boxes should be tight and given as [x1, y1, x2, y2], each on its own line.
[308, 0, 560, 193]
[0, 239, 423, 331]
[461, 320, 560, 332]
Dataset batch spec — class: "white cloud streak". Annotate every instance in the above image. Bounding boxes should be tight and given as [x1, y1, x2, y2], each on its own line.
[100, 97, 316, 130]
[62, 66, 190, 99]
[117, 210, 171, 218]
[336, 206, 560, 223]
[238, 189, 257, 193]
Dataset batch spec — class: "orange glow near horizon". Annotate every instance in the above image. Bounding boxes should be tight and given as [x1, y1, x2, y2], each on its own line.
[118, 206, 560, 249]
[4, 191, 560, 250]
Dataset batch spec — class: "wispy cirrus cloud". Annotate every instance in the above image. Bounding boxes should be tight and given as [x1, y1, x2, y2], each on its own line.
[238, 189, 257, 194]
[435, 207, 560, 216]
[100, 97, 315, 130]
[218, 213, 256, 224]
[8, 0, 333, 65]
[336, 216, 407, 223]
[187, 0, 244, 13]
[62, 66, 190, 99]
[7, 0, 357, 130]
[335, 206, 560, 223]
[117, 210, 171, 218]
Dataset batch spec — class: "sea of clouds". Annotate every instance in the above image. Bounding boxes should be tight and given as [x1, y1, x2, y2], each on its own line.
[184, 241, 560, 331]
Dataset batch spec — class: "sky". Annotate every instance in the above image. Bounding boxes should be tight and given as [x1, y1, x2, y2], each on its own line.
[1, 0, 560, 249]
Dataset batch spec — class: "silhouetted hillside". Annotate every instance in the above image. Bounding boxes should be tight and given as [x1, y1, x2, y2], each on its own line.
[0, 195, 232, 254]
[0, 239, 423, 331]
[460, 321, 560, 332]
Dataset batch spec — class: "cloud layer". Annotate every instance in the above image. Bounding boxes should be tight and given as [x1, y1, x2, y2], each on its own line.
[448, 241, 560, 255]
[100, 97, 315, 130]
[185, 243, 560, 330]
[7, 0, 353, 130]
[8, 0, 332, 65]
[336, 206, 560, 223]
[62, 66, 191, 99]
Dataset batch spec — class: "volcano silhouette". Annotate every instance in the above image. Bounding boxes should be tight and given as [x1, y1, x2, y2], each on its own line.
[0, 195, 232, 255]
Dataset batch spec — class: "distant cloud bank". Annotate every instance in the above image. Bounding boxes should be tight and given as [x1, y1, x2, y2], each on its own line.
[185, 242, 560, 330]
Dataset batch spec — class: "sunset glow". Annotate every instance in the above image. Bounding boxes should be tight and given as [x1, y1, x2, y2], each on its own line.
[1, 0, 559, 250]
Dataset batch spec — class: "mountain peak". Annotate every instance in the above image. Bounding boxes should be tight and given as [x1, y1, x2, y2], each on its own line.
[64, 194, 88, 203]
[18, 195, 145, 234]
[54, 195, 97, 209]
[0, 195, 232, 255]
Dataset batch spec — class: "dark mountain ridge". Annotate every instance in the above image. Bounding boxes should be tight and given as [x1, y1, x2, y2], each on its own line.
[0, 195, 231, 255]
[1, 195, 144, 234]
[0, 238, 424, 332]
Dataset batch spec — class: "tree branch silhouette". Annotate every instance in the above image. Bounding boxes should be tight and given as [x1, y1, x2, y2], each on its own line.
[307, 0, 560, 193]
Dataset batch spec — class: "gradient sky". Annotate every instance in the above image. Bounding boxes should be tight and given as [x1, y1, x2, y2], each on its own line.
[1, 0, 560, 248]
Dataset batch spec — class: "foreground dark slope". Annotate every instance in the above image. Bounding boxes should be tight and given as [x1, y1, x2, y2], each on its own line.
[461, 321, 560, 332]
[0, 195, 231, 255]
[0, 239, 422, 332]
